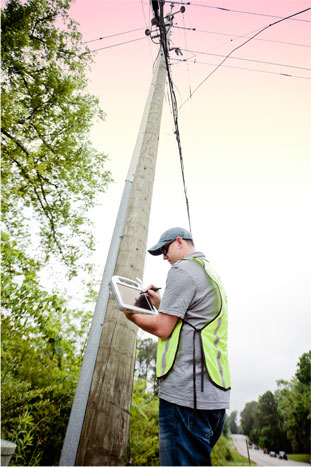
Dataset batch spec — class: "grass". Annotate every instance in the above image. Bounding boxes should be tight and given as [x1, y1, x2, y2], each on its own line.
[226, 437, 256, 466]
[211, 435, 256, 466]
[287, 453, 310, 463]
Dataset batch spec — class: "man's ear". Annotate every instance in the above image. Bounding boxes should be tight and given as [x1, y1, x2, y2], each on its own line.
[176, 236, 183, 247]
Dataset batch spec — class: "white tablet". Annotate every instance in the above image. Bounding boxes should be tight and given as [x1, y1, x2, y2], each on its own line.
[110, 275, 157, 315]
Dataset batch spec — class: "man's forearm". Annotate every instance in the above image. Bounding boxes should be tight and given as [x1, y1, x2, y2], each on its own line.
[126, 312, 161, 337]
[125, 311, 179, 339]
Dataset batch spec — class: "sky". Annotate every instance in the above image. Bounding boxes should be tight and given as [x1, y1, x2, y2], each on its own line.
[58, 0, 311, 415]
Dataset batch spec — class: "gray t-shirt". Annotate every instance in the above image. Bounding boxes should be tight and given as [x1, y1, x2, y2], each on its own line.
[158, 251, 230, 410]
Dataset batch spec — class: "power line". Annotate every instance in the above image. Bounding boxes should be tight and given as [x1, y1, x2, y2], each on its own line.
[189, 25, 271, 56]
[88, 36, 146, 54]
[180, 48, 311, 71]
[84, 28, 144, 44]
[189, 3, 311, 22]
[180, 7, 311, 108]
[193, 28, 311, 48]
[83, 15, 310, 51]
[171, 57, 311, 80]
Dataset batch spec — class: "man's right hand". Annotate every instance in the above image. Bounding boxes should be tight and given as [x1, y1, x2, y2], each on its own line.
[146, 284, 161, 310]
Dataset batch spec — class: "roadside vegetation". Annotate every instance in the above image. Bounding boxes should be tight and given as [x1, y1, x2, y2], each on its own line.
[287, 454, 310, 463]
[239, 351, 310, 459]
[1, 0, 111, 465]
[212, 436, 256, 466]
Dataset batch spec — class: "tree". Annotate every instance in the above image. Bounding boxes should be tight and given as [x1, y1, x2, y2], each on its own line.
[135, 337, 158, 394]
[229, 410, 238, 434]
[1, 0, 112, 276]
[223, 414, 230, 437]
[240, 352, 311, 455]
[277, 351, 311, 453]
[296, 351, 311, 386]
[128, 380, 159, 466]
[240, 401, 260, 444]
[1, 1, 112, 464]
[1, 233, 92, 465]
[257, 391, 284, 452]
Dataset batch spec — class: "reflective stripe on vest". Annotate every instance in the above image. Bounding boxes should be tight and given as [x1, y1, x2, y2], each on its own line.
[156, 320, 183, 378]
[156, 257, 231, 392]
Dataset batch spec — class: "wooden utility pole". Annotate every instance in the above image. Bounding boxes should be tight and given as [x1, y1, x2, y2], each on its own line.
[72, 24, 170, 467]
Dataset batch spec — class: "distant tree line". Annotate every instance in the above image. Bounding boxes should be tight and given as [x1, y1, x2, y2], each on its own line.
[228, 410, 239, 435]
[240, 351, 310, 454]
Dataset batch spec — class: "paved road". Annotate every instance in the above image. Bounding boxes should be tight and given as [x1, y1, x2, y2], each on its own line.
[231, 434, 309, 466]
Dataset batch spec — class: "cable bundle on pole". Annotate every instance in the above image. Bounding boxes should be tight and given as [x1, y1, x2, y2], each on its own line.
[158, 1, 192, 233]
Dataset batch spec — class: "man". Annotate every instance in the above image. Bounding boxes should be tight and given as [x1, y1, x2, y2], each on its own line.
[125, 227, 231, 466]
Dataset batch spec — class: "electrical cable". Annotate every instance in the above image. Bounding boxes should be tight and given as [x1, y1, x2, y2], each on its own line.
[87, 36, 147, 54]
[171, 56, 311, 80]
[189, 3, 311, 22]
[158, 3, 192, 232]
[178, 23, 310, 71]
[180, 49, 311, 71]
[192, 26, 267, 54]
[193, 28, 311, 48]
[180, 7, 311, 108]
[84, 28, 144, 44]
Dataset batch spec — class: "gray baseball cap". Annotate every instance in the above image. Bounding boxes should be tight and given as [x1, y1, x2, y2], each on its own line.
[148, 227, 193, 256]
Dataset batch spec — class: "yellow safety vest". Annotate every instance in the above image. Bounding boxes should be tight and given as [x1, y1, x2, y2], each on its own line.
[156, 257, 231, 406]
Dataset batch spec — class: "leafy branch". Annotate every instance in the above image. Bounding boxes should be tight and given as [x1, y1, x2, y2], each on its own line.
[1, 0, 112, 274]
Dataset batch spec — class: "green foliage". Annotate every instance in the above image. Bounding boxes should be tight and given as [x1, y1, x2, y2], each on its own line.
[296, 351, 311, 386]
[277, 351, 311, 453]
[1, 1, 112, 465]
[7, 409, 41, 466]
[128, 380, 159, 466]
[240, 401, 260, 445]
[1, 0, 112, 276]
[257, 391, 283, 451]
[240, 351, 311, 455]
[211, 435, 233, 465]
[135, 337, 158, 394]
[211, 436, 255, 466]
[222, 429, 229, 441]
[223, 413, 230, 437]
[288, 454, 311, 463]
[1, 233, 92, 465]
[229, 410, 239, 434]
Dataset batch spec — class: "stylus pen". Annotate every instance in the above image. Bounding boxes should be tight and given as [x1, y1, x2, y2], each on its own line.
[140, 287, 161, 294]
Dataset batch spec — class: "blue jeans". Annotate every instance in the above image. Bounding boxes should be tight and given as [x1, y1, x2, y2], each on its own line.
[159, 399, 225, 466]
